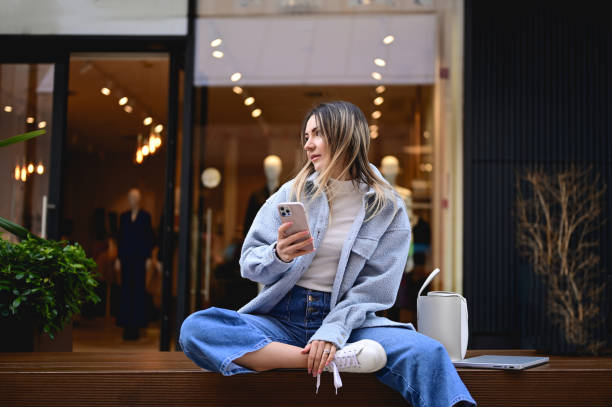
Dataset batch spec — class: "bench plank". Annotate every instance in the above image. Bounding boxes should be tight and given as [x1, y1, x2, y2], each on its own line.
[1, 351, 611, 406]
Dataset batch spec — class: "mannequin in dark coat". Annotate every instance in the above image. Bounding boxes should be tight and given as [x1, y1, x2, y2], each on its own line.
[116, 188, 153, 340]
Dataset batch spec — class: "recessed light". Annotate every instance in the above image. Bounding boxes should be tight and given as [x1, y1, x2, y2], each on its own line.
[244, 97, 255, 106]
[119, 97, 128, 106]
[374, 58, 386, 67]
[371, 111, 382, 119]
[210, 38, 222, 47]
[251, 108, 262, 118]
[371, 72, 382, 81]
[383, 35, 395, 45]
[374, 97, 384, 106]
[212, 50, 224, 58]
[232, 86, 243, 95]
[230, 72, 242, 82]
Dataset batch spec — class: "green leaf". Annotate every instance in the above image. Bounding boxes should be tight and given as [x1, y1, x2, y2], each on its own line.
[12, 297, 21, 308]
[15, 272, 25, 280]
[0, 129, 46, 148]
[0, 216, 41, 240]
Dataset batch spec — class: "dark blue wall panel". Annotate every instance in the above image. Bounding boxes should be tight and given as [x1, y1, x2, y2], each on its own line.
[464, 0, 612, 350]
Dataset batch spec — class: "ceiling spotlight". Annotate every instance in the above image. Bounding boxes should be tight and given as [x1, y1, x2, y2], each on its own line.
[136, 149, 143, 164]
[370, 131, 379, 139]
[26, 116, 35, 124]
[244, 97, 255, 106]
[149, 137, 156, 153]
[251, 108, 262, 118]
[21, 167, 27, 182]
[143, 116, 153, 126]
[369, 124, 379, 132]
[383, 35, 395, 45]
[212, 50, 224, 59]
[230, 72, 242, 82]
[101, 87, 111, 96]
[374, 58, 386, 67]
[38, 121, 47, 129]
[154, 124, 163, 133]
[374, 96, 384, 106]
[371, 110, 382, 119]
[210, 38, 222, 47]
[371, 72, 382, 81]
[27, 163, 34, 173]
[375, 85, 386, 94]
[124, 105, 133, 113]
[4, 105, 13, 112]
[14, 166, 20, 180]
[142, 145, 150, 156]
[119, 97, 128, 106]
[36, 164, 44, 174]
[232, 86, 243, 95]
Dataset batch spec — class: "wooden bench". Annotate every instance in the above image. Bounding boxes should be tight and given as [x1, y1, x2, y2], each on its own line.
[1, 350, 611, 406]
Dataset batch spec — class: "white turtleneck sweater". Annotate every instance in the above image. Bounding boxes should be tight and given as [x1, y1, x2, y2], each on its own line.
[296, 179, 365, 292]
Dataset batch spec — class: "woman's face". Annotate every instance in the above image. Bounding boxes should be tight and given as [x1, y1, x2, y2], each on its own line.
[303, 115, 330, 173]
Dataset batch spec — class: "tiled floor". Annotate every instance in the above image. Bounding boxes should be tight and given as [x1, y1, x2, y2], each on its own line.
[72, 316, 168, 352]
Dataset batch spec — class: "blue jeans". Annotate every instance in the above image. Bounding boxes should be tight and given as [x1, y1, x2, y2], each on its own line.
[180, 285, 476, 407]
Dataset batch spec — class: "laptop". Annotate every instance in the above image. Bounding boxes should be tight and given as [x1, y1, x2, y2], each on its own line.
[453, 355, 549, 370]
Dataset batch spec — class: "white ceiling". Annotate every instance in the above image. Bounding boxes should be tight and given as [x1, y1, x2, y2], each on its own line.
[195, 14, 437, 86]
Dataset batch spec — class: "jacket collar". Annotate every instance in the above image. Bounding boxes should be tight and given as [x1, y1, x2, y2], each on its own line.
[305, 163, 389, 197]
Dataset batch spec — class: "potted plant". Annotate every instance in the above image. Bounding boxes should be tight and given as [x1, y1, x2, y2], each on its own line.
[0, 130, 100, 352]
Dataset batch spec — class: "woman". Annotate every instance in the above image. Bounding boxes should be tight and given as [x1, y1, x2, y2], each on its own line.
[180, 101, 475, 406]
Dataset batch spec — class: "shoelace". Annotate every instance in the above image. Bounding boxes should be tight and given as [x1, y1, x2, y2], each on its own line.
[315, 347, 361, 395]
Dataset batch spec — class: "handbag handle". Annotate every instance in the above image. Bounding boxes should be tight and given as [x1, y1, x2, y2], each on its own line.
[417, 268, 440, 298]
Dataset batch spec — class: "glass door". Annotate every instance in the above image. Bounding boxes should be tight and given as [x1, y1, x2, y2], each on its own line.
[0, 63, 55, 240]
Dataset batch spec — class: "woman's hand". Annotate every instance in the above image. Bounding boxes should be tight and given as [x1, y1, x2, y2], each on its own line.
[275, 222, 315, 262]
[301, 340, 337, 377]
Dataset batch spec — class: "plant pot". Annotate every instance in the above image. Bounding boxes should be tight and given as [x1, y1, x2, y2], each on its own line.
[0, 318, 72, 352]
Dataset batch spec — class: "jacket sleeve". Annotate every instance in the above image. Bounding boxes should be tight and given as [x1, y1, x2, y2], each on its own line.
[239, 184, 297, 285]
[307, 204, 411, 349]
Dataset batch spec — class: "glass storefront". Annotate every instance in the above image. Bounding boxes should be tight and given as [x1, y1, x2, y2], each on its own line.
[1, 0, 465, 350]
[188, 37, 437, 323]
[179, 10, 448, 323]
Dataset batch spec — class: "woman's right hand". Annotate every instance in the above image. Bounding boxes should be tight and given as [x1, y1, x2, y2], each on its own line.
[275, 222, 315, 262]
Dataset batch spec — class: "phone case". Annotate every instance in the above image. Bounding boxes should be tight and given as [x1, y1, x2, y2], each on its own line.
[277, 202, 314, 251]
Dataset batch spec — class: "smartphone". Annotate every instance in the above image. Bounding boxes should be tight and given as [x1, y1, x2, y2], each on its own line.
[277, 202, 315, 252]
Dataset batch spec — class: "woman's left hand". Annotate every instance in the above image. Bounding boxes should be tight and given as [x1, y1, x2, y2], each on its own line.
[301, 340, 337, 377]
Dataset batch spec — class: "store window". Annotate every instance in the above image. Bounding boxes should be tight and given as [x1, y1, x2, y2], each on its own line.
[188, 13, 438, 321]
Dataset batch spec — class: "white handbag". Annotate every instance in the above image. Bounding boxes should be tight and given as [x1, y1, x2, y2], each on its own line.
[416, 268, 468, 361]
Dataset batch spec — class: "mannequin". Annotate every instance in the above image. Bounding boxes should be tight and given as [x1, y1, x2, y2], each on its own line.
[116, 188, 154, 340]
[380, 156, 415, 270]
[243, 155, 282, 235]
[380, 156, 415, 224]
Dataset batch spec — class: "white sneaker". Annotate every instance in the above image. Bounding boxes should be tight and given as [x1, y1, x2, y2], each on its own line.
[315, 339, 387, 394]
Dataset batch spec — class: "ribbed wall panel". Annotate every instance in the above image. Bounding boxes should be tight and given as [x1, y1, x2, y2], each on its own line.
[464, 0, 612, 349]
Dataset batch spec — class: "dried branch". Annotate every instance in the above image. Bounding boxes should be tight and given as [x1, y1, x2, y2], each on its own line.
[515, 164, 607, 355]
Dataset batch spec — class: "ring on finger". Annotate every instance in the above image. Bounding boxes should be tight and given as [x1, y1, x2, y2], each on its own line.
[323, 349, 331, 354]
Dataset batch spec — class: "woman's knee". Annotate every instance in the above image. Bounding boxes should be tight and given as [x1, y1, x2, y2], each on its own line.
[179, 307, 222, 352]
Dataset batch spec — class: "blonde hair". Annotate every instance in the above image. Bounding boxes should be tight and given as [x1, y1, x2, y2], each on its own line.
[290, 101, 395, 221]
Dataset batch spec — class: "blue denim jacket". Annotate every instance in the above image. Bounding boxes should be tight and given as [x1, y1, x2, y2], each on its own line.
[238, 163, 414, 349]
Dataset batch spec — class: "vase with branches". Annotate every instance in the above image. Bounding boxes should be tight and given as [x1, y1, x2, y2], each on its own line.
[515, 164, 607, 355]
